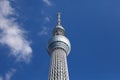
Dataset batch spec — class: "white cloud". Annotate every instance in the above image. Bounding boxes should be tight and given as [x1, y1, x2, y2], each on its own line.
[5, 69, 16, 80]
[0, 77, 3, 80]
[0, 0, 32, 62]
[45, 16, 50, 22]
[43, 0, 52, 6]
[39, 17, 50, 37]
[0, 68, 16, 80]
[39, 27, 48, 36]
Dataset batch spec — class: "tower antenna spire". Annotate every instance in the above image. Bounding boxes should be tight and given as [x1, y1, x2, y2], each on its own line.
[57, 12, 61, 25]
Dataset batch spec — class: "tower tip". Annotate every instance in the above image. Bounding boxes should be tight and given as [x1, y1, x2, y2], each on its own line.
[56, 12, 65, 30]
[57, 12, 61, 26]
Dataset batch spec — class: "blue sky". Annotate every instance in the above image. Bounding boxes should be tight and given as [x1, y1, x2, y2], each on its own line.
[0, 0, 120, 80]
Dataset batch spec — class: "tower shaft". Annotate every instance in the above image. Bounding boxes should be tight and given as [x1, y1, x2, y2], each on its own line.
[49, 49, 69, 80]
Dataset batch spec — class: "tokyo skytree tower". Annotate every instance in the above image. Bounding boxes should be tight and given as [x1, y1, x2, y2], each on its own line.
[47, 13, 71, 80]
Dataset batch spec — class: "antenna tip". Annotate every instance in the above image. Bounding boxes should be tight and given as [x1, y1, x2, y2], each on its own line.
[58, 12, 61, 15]
[57, 12, 61, 19]
[57, 12, 61, 25]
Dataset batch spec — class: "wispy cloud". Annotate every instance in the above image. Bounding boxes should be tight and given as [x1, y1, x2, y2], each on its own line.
[5, 69, 16, 80]
[0, 68, 16, 80]
[0, 77, 3, 80]
[45, 16, 50, 22]
[39, 27, 49, 36]
[43, 0, 52, 6]
[0, 0, 32, 62]
[41, 0, 53, 36]
[38, 16, 50, 37]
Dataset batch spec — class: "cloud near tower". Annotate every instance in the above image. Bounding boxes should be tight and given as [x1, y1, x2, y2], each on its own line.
[0, 0, 32, 62]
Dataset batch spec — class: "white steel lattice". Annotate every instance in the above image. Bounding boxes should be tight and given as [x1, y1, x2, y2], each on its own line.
[49, 49, 69, 80]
